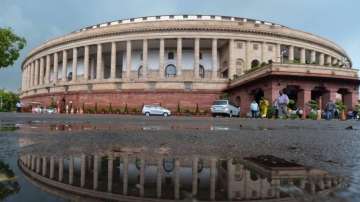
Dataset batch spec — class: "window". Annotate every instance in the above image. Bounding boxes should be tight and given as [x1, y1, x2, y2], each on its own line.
[268, 45, 273, 52]
[253, 44, 259, 50]
[237, 42, 243, 49]
[168, 52, 174, 60]
[251, 60, 260, 69]
[137, 66, 143, 78]
[165, 64, 176, 77]
[199, 65, 205, 78]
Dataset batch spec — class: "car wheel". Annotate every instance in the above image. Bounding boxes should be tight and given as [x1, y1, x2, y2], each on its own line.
[145, 112, 150, 116]
[163, 112, 168, 117]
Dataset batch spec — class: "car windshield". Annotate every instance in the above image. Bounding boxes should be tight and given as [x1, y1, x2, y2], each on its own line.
[213, 101, 227, 105]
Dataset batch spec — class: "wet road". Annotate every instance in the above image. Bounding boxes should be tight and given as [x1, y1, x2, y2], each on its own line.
[0, 112, 360, 201]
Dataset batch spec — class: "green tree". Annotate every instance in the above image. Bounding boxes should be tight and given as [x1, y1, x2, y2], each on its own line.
[0, 89, 19, 112]
[0, 27, 26, 68]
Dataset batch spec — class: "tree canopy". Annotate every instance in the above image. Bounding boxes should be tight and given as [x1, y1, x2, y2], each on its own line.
[0, 27, 26, 69]
[0, 89, 19, 112]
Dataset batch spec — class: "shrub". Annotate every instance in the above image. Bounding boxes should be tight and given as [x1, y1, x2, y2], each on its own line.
[308, 111, 317, 120]
[108, 103, 113, 114]
[195, 104, 200, 114]
[94, 103, 98, 113]
[177, 102, 181, 113]
[124, 104, 128, 114]
[335, 101, 346, 112]
[220, 93, 229, 100]
[307, 100, 319, 111]
[288, 99, 297, 110]
[267, 106, 276, 118]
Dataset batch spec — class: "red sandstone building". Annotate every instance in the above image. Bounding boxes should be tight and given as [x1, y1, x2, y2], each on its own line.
[20, 15, 359, 116]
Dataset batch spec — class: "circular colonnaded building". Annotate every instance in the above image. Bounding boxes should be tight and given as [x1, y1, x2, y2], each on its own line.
[20, 15, 359, 116]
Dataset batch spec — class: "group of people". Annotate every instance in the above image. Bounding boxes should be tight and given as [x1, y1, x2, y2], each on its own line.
[250, 90, 292, 119]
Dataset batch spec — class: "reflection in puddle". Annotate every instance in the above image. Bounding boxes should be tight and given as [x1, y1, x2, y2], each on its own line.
[0, 160, 20, 200]
[18, 151, 343, 201]
[0, 123, 19, 132]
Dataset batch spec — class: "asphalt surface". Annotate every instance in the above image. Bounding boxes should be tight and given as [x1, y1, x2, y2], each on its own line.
[1, 112, 360, 201]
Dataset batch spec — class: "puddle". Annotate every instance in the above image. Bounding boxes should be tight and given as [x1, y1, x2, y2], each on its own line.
[17, 152, 343, 201]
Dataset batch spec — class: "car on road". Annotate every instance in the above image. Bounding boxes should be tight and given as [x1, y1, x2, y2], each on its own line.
[142, 105, 171, 117]
[210, 100, 240, 117]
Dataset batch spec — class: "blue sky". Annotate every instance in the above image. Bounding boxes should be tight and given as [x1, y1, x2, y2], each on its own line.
[1, 0, 359, 92]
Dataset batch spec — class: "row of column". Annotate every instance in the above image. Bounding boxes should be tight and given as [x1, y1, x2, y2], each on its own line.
[21, 154, 218, 200]
[21, 38, 344, 91]
[21, 154, 342, 200]
[22, 38, 221, 91]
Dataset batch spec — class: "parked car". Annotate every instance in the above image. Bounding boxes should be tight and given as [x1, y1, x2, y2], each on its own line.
[142, 105, 171, 117]
[210, 100, 240, 117]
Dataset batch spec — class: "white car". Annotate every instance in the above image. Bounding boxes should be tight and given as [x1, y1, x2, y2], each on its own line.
[211, 100, 240, 117]
[142, 105, 171, 117]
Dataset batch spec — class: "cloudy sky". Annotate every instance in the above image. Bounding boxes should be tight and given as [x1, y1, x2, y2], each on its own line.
[1, 0, 359, 91]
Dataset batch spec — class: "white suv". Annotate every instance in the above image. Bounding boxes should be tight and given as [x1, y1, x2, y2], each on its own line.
[142, 105, 171, 117]
[211, 100, 240, 117]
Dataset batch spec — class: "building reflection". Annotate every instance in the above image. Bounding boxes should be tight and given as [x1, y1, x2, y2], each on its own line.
[18, 151, 342, 201]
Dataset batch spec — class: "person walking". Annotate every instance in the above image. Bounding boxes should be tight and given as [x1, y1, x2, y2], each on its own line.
[277, 90, 289, 119]
[259, 97, 269, 118]
[250, 100, 259, 118]
[16, 101, 22, 112]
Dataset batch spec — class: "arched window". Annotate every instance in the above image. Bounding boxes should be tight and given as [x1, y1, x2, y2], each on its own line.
[251, 60, 260, 69]
[199, 65, 205, 78]
[236, 59, 244, 75]
[137, 65, 143, 78]
[165, 64, 176, 77]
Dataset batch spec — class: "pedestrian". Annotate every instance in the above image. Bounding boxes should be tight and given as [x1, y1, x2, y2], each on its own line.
[324, 100, 336, 120]
[259, 97, 269, 118]
[277, 90, 289, 119]
[250, 100, 259, 118]
[16, 101, 22, 112]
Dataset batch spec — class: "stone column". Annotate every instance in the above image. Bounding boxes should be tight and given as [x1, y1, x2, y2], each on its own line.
[126, 41, 132, 79]
[276, 43, 281, 63]
[176, 38, 182, 76]
[142, 39, 148, 79]
[192, 157, 199, 196]
[289, 46, 294, 62]
[344, 91, 358, 111]
[45, 55, 51, 84]
[319, 53, 325, 66]
[194, 38, 200, 79]
[107, 154, 114, 192]
[30, 62, 34, 87]
[34, 59, 39, 86]
[212, 38, 218, 80]
[53, 53, 58, 83]
[93, 154, 99, 190]
[42, 157, 47, 176]
[210, 158, 217, 201]
[69, 156, 74, 185]
[245, 41, 250, 70]
[123, 155, 129, 195]
[84, 46, 89, 81]
[156, 157, 162, 198]
[174, 159, 180, 200]
[297, 88, 311, 119]
[72, 48, 77, 81]
[58, 157, 64, 182]
[36, 156, 40, 173]
[31, 155, 35, 171]
[228, 39, 236, 78]
[62, 50, 67, 81]
[96, 44, 102, 80]
[110, 42, 117, 79]
[300, 48, 306, 64]
[81, 154, 86, 187]
[311, 50, 316, 64]
[50, 156, 54, 179]
[159, 38, 165, 78]
[326, 55, 332, 66]
[39, 58, 44, 85]
[139, 157, 145, 197]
